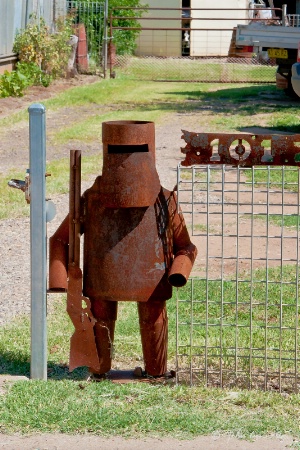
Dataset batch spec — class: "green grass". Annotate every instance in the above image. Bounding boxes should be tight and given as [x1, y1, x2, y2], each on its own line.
[177, 266, 299, 373]
[255, 213, 300, 228]
[0, 266, 300, 438]
[245, 166, 300, 193]
[0, 171, 31, 219]
[117, 57, 276, 83]
[47, 153, 103, 195]
[2, 77, 300, 439]
[1, 379, 300, 438]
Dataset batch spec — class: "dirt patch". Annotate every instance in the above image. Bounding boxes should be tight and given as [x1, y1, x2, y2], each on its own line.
[0, 432, 296, 450]
[0, 75, 102, 175]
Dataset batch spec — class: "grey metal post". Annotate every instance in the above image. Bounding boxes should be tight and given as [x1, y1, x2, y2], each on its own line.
[282, 4, 287, 26]
[28, 103, 47, 381]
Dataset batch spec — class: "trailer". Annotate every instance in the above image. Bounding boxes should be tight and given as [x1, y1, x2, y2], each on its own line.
[235, 1, 300, 97]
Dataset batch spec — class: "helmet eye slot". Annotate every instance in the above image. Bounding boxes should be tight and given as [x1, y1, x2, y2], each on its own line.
[108, 144, 149, 154]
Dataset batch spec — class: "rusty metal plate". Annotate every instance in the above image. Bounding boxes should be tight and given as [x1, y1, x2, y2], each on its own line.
[181, 131, 300, 167]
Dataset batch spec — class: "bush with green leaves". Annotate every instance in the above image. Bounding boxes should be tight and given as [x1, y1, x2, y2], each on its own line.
[13, 15, 73, 79]
[0, 69, 29, 98]
[0, 62, 52, 98]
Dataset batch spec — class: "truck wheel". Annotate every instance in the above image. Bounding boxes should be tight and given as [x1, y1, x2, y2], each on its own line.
[284, 75, 299, 99]
[291, 62, 300, 99]
[277, 66, 300, 99]
[284, 76, 300, 100]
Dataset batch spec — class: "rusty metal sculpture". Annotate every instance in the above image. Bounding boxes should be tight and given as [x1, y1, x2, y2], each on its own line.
[181, 130, 300, 167]
[49, 120, 197, 379]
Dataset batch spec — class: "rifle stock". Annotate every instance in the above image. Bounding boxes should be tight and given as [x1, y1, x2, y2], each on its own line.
[67, 150, 100, 372]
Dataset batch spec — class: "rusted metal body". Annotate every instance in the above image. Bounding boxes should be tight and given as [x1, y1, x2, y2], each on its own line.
[181, 131, 300, 167]
[49, 120, 197, 377]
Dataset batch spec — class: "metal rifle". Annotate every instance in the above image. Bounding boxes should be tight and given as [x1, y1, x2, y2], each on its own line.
[67, 150, 100, 372]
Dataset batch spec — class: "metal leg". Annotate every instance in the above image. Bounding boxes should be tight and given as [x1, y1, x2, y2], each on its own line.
[138, 300, 168, 377]
[91, 300, 118, 374]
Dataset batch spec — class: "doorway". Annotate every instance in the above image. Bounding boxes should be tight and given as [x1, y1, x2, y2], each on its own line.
[182, 0, 190, 56]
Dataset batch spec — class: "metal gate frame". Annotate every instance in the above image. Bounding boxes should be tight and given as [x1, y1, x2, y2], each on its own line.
[176, 131, 300, 393]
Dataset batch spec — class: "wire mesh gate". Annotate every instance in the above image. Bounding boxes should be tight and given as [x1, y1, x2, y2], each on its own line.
[67, 1, 105, 69]
[176, 137, 300, 393]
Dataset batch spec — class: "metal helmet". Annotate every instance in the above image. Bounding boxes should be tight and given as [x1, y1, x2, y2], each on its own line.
[99, 120, 161, 207]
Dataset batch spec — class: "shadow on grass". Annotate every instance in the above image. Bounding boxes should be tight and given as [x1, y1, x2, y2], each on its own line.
[0, 349, 88, 380]
[239, 125, 300, 134]
[0, 350, 30, 377]
[164, 84, 290, 101]
[151, 85, 300, 133]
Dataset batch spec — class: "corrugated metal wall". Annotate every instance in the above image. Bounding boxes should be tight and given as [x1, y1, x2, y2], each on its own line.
[0, 0, 66, 57]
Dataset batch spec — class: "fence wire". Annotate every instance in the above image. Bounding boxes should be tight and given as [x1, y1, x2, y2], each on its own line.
[67, 1, 104, 69]
[176, 165, 300, 393]
[65, 2, 277, 83]
[114, 55, 276, 83]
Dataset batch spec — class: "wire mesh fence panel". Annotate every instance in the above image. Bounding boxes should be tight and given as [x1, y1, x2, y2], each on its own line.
[114, 55, 276, 83]
[176, 165, 300, 392]
[67, 1, 104, 70]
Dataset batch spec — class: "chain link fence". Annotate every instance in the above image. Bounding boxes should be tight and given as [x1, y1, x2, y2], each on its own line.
[113, 54, 276, 83]
[65, 2, 277, 84]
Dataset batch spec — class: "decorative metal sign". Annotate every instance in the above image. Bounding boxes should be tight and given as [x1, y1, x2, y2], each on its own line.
[181, 131, 300, 167]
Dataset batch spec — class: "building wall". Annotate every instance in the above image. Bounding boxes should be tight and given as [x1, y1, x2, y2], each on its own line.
[135, 0, 251, 58]
[135, 0, 182, 57]
[190, 0, 249, 57]
[0, 0, 66, 72]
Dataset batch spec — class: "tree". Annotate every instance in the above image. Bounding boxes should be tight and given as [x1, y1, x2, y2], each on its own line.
[70, 0, 147, 56]
[108, 0, 148, 55]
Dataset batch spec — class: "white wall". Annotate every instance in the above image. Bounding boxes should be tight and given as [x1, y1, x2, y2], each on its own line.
[190, 0, 249, 57]
[135, 0, 182, 57]
[135, 0, 251, 57]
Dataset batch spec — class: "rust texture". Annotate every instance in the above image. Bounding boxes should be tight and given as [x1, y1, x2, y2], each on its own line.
[49, 121, 197, 377]
[49, 151, 100, 372]
[181, 131, 300, 167]
[67, 150, 100, 373]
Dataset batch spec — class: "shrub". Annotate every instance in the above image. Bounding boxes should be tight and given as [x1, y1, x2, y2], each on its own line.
[13, 14, 73, 79]
[0, 69, 29, 97]
[0, 62, 52, 98]
[110, 0, 147, 55]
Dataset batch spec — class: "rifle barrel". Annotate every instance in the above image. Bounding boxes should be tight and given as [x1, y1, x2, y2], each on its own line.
[69, 150, 81, 266]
